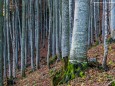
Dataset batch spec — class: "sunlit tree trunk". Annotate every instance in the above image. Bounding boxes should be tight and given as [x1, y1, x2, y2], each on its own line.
[102, 0, 108, 70]
[110, 0, 115, 39]
[70, 0, 90, 64]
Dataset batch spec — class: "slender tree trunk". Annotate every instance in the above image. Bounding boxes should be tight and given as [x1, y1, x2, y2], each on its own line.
[0, 0, 3, 85]
[102, 0, 108, 70]
[110, 0, 115, 39]
[52, 0, 56, 57]
[21, 0, 26, 77]
[55, 0, 60, 59]
[62, 0, 69, 69]
[3, 0, 7, 78]
[47, 0, 53, 68]
[15, 0, 19, 69]
[6, 0, 12, 79]
[69, 0, 74, 48]
[30, 0, 35, 71]
[12, 0, 16, 78]
[35, 0, 40, 69]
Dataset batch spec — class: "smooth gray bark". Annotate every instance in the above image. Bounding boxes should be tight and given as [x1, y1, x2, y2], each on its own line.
[55, 0, 60, 59]
[62, 0, 69, 58]
[70, 0, 90, 64]
[102, 0, 108, 70]
[47, 0, 53, 68]
[110, 0, 115, 39]
[30, 0, 35, 71]
[21, 0, 26, 77]
[69, 0, 74, 48]
[35, 0, 40, 69]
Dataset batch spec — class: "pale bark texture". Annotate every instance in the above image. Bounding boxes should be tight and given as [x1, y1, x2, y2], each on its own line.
[110, 0, 115, 39]
[35, 0, 40, 69]
[62, 0, 69, 58]
[69, 0, 74, 48]
[47, 0, 53, 68]
[102, 0, 108, 70]
[70, 0, 90, 64]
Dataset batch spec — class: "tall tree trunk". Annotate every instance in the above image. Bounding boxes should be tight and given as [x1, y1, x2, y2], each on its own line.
[0, 0, 3, 85]
[110, 0, 115, 39]
[12, 0, 17, 78]
[14, 0, 19, 69]
[70, 0, 90, 64]
[6, 0, 12, 79]
[3, 0, 7, 78]
[55, 0, 60, 59]
[21, 0, 26, 77]
[30, 0, 35, 71]
[52, 0, 56, 57]
[47, 0, 53, 68]
[69, 0, 74, 48]
[35, 0, 40, 69]
[62, 0, 69, 69]
[102, 0, 108, 70]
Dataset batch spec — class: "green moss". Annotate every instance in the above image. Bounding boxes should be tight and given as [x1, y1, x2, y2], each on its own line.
[107, 38, 115, 44]
[51, 61, 88, 86]
[49, 56, 57, 65]
[93, 40, 99, 46]
[111, 81, 115, 86]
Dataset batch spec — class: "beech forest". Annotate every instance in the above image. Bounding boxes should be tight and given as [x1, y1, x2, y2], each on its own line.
[0, 0, 115, 86]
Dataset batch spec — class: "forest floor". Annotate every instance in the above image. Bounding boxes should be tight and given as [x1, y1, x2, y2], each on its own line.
[8, 43, 115, 86]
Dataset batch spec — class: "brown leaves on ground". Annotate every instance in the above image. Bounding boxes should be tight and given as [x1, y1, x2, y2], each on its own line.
[14, 43, 115, 86]
[66, 43, 115, 86]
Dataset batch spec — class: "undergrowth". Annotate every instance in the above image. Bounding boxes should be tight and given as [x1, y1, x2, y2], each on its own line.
[49, 56, 57, 65]
[50, 61, 88, 86]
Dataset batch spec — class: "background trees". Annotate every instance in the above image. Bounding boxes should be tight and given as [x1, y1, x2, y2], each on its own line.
[0, 0, 115, 85]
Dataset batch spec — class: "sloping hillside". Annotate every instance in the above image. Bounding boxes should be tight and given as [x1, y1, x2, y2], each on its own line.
[13, 43, 115, 86]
